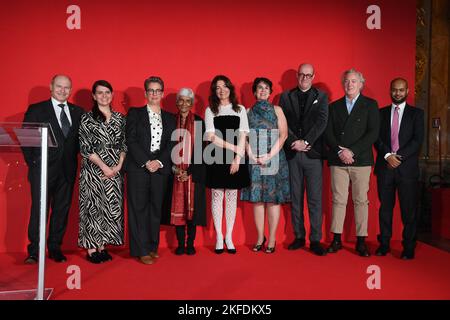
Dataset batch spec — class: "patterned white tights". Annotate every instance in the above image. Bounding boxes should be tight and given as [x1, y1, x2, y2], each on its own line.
[211, 189, 237, 250]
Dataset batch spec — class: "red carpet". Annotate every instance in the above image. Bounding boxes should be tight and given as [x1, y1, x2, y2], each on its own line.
[1, 241, 449, 300]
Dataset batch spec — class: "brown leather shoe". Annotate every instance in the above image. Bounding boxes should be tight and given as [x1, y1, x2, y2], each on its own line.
[149, 251, 159, 259]
[139, 255, 154, 265]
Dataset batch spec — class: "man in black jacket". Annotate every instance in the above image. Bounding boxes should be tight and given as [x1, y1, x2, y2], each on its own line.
[325, 68, 380, 257]
[22, 75, 84, 264]
[374, 78, 424, 259]
[280, 63, 329, 255]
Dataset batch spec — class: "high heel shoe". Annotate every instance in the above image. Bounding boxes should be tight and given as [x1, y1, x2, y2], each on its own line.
[215, 238, 224, 254]
[265, 242, 276, 254]
[224, 240, 236, 254]
[252, 236, 266, 252]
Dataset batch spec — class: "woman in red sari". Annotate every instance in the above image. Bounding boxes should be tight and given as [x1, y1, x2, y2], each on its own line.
[166, 88, 206, 255]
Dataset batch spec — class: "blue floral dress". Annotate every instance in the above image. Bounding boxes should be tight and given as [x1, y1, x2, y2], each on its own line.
[241, 100, 290, 204]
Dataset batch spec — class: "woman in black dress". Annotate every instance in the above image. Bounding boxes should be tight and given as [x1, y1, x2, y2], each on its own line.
[78, 80, 126, 263]
[204, 75, 250, 254]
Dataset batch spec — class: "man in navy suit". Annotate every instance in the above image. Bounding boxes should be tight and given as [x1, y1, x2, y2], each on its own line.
[374, 78, 424, 259]
[22, 75, 84, 264]
[325, 68, 380, 257]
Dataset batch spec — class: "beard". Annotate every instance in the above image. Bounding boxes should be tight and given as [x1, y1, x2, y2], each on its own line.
[391, 96, 407, 104]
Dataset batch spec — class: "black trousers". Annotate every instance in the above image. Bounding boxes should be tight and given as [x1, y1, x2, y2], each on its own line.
[175, 221, 196, 246]
[127, 170, 168, 257]
[288, 152, 323, 242]
[27, 167, 75, 256]
[377, 169, 419, 249]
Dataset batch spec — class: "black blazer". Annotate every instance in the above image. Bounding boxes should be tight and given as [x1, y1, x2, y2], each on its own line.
[374, 104, 424, 178]
[124, 106, 176, 175]
[279, 86, 329, 160]
[21, 99, 84, 182]
[325, 94, 380, 166]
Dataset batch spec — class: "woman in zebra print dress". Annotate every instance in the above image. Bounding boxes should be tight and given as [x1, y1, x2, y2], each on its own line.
[78, 80, 126, 264]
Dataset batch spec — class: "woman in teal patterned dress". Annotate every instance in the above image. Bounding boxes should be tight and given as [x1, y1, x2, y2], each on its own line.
[241, 77, 290, 253]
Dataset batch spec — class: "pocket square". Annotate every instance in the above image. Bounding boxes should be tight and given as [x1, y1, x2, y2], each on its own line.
[313, 99, 318, 104]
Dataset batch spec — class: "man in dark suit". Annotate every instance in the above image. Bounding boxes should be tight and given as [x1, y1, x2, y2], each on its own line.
[125, 76, 176, 265]
[280, 63, 329, 256]
[325, 68, 380, 257]
[374, 78, 424, 259]
[22, 74, 84, 264]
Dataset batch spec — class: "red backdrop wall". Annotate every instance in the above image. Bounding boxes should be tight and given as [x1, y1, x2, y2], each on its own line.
[0, 0, 416, 253]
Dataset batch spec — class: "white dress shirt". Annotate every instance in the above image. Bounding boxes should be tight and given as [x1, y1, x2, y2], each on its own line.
[146, 105, 163, 168]
[51, 97, 72, 128]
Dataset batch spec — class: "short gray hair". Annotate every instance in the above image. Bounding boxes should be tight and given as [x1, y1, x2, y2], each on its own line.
[341, 68, 365, 86]
[177, 87, 195, 104]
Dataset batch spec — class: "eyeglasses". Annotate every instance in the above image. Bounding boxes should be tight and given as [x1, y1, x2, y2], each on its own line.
[146, 89, 163, 95]
[298, 73, 314, 80]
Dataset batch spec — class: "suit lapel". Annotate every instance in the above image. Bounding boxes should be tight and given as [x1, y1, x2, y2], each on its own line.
[335, 97, 349, 125]
[348, 95, 364, 118]
[398, 104, 411, 147]
[383, 107, 392, 150]
[45, 100, 65, 143]
[65, 103, 79, 138]
[288, 90, 300, 120]
[303, 88, 318, 117]
[161, 110, 168, 143]
[142, 106, 152, 149]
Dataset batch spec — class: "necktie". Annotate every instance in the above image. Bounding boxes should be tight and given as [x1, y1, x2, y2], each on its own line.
[58, 103, 71, 138]
[391, 106, 400, 152]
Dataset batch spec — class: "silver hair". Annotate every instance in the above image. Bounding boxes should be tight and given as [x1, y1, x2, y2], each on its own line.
[176, 87, 195, 104]
[341, 68, 365, 86]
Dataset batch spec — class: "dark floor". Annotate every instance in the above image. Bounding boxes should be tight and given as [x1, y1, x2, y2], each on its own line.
[418, 232, 450, 253]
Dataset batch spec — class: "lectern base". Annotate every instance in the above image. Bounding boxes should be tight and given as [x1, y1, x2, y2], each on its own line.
[0, 288, 53, 300]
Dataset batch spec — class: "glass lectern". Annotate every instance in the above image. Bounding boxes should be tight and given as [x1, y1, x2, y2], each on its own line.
[0, 122, 57, 300]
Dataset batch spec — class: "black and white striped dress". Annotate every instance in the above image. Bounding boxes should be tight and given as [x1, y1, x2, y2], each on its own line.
[78, 111, 126, 249]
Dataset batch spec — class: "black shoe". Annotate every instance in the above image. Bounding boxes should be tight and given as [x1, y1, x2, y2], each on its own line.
[224, 240, 237, 254]
[355, 242, 370, 257]
[327, 241, 342, 253]
[175, 246, 185, 255]
[186, 245, 196, 255]
[375, 245, 390, 256]
[288, 238, 306, 250]
[49, 250, 67, 262]
[265, 242, 276, 254]
[401, 249, 415, 260]
[215, 240, 224, 254]
[99, 249, 113, 261]
[24, 255, 38, 264]
[252, 236, 266, 252]
[310, 242, 327, 256]
[86, 251, 104, 264]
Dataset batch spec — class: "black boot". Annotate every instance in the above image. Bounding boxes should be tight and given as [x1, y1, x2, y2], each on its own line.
[327, 233, 342, 253]
[186, 222, 196, 255]
[175, 226, 186, 255]
[356, 236, 370, 257]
